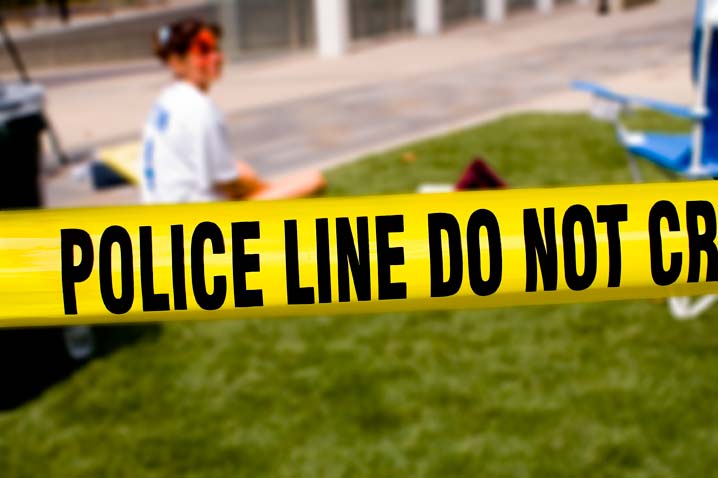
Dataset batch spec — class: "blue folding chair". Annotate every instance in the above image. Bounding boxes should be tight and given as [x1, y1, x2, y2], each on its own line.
[574, 0, 718, 319]
[574, 0, 718, 181]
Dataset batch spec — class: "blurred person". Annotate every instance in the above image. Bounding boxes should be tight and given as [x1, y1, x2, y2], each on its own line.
[55, 0, 70, 23]
[140, 18, 325, 204]
[597, 0, 610, 15]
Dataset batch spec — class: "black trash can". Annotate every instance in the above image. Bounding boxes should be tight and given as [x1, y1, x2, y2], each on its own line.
[0, 82, 46, 210]
[0, 82, 96, 410]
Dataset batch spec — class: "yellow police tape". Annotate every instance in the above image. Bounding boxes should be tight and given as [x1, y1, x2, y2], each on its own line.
[1, 181, 716, 327]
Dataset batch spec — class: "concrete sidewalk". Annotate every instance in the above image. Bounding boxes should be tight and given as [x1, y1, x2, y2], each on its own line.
[43, 0, 696, 207]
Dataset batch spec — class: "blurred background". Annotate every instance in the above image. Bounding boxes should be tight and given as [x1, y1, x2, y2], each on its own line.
[0, 0, 549, 72]
[1, 0, 682, 210]
[4, 1, 718, 477]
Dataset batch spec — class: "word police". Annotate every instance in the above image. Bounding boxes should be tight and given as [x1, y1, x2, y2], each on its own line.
[60, 200, 718, 315]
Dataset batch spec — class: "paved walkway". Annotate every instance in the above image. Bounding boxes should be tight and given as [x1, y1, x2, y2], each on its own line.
[43, 0, 696, 207]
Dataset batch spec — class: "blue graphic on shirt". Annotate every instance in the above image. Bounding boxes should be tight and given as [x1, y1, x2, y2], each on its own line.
[143, 139, 155, 191]
[154, 106, 170, 132]
[143, 105, 169, 192]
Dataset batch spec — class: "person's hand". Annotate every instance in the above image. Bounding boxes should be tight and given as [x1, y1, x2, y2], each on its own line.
[215, 161, 267, 199]
[216, 177, 265, 200]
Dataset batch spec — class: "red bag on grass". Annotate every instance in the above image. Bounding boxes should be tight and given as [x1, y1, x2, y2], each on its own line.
[455, 158, 508, 190]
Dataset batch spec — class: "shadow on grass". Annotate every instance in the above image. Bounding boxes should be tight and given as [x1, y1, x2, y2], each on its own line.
[0, 324, 161, 411]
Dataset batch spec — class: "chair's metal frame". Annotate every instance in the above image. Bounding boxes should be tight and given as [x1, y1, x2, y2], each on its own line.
[576, 0, 718, 319]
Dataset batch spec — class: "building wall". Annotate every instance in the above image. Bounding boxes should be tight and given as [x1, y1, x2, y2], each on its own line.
[507, 0, 536, 13]
[444, 0, 485, 26]
[234, 0, 314, 52]
[349, 0, 413, 40]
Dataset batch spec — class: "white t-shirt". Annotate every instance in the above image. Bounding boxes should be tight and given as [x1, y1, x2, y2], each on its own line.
[139, 81, 239, 204]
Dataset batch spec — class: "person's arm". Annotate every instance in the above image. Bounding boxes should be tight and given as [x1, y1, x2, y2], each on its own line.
[202, 107, 264, 200]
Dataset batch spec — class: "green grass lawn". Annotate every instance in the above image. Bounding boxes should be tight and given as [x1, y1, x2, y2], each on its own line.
[2, 112, 718, 477]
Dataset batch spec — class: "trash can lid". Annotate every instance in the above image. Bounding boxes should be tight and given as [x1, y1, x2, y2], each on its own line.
[0, 82, 44, 125]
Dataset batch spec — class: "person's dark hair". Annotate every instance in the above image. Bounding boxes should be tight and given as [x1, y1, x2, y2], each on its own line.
[153, 18, 222, 62]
